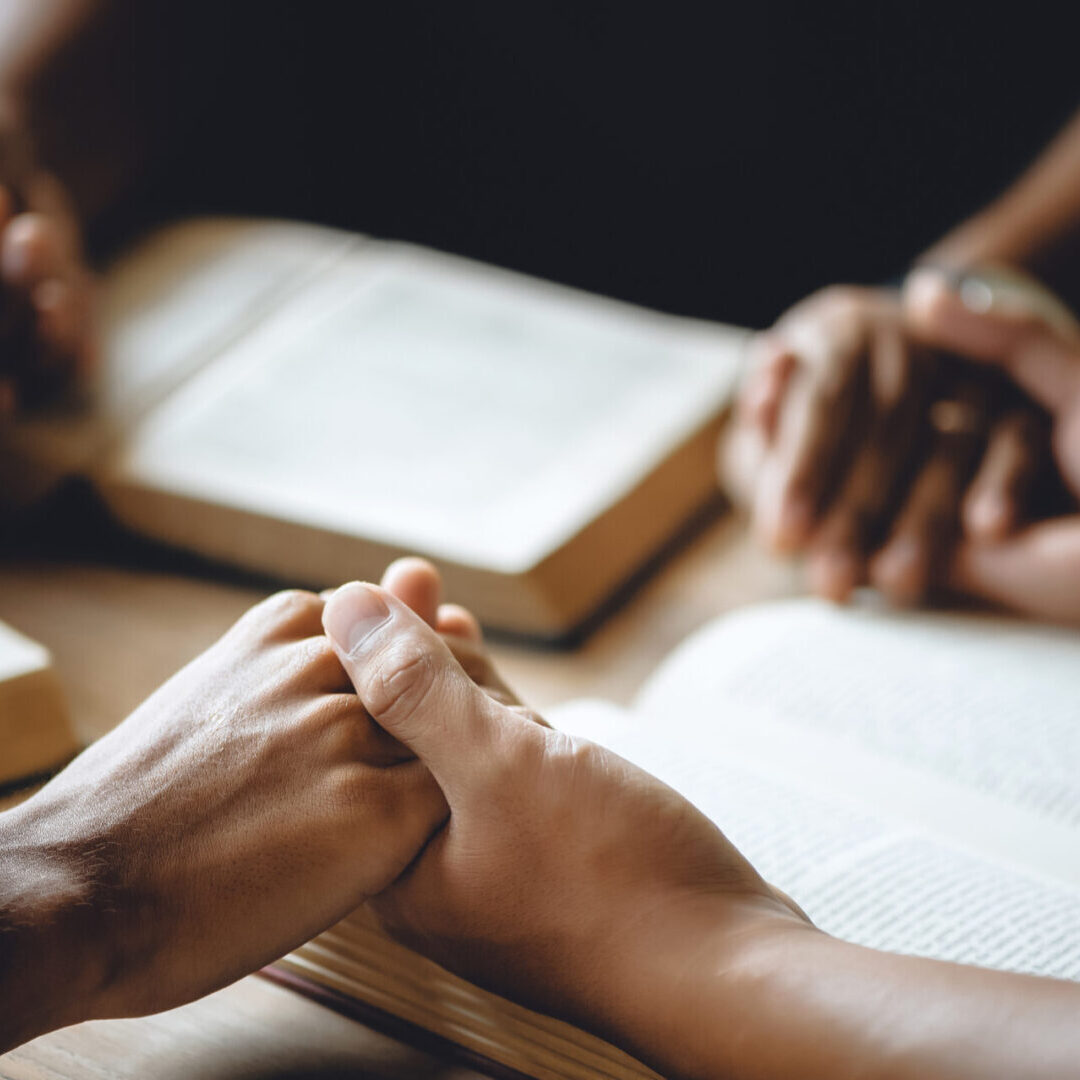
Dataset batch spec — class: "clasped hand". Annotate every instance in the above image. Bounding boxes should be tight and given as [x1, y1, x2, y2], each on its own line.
[724, 269, 1080, 621]
[0, 558, 806, 1072]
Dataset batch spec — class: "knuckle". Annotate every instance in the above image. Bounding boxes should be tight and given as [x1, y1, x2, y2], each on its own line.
[244, 589, 324, 641]
[813, 359, 855, 400]
[290, 631, 332, 665]
[296, 695, 358, 749]
[268, 587, 323, 619]
[323, 763, 384, 822]
[817, 284, 864, 319]
[367, 638, 437, 725]
[546, 731, 604, 776]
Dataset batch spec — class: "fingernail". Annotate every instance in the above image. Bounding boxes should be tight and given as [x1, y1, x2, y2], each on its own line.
[323, 583, 391, 656]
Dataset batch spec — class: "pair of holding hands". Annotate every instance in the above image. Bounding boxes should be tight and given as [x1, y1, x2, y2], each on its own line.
[12, 559, 1077, 1079]
[1, 558, 802, 1075]
[726, 268, 1080, 621]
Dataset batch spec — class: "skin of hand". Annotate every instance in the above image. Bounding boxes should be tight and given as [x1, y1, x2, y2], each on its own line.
[326, 565, 1080, 1080]
[0, 576, 451, 1053]
[906, 268, 1080, 621]
[722, 285, 1050, 607]
[321, 574, 818, 1075]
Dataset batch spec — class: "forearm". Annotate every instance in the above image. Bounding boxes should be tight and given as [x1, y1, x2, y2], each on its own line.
[599, 909, 1080, 1080]
[920, 108, 1080, 296]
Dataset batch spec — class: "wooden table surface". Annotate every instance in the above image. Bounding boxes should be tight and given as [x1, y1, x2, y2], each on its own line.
[0, 511, 797, 1080]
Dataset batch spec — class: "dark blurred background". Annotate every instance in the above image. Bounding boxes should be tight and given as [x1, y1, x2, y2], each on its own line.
[112, 2, 1080, 329]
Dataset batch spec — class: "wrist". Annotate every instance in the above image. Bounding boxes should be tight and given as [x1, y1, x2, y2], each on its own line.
[0, 801, 112, 1050]
[578, 889, 822, 1079]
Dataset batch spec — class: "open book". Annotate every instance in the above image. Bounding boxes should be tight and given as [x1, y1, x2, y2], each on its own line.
[271, 598, 1080, 1080]
[0, 218, 745, 639]
[0, 619, 77, 789]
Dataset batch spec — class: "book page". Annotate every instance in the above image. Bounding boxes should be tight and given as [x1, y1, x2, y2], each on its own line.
[632, 600, 1080, 852]
[0, 217, 355, 495]
[551, 700, 1080, 981]
[103, 242, 746, 571]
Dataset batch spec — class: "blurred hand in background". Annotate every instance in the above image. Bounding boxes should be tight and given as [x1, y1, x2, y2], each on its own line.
[0, 96, 95, 418]
[906, 267, 1080, 621]
[723, 269, 1080, 621]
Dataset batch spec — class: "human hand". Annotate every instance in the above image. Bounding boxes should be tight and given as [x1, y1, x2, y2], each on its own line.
[0, 582, 447, 1051]
[0, 98, 95, 418]
[723, 285, 1049, 606]
[905, 268, 1080, 621]
[724, 286, 931, 553]
[322, 577, 810, 1068]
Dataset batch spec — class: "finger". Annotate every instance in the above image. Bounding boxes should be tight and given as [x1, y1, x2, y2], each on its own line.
[754, 342, 865, 553]
[805, 434, 888, 604]
[962, 411, 1046, 540]
[717, 404, 770, 510]
[323, 582, 534, 791]
[905, 269, 1080, 413]
[234, 588, 326, 643]
[869, 423, 980, 606]
[379, 557, 442, 627]
[369, 758, 450, 851]
[806, 329, 933, 601]
[952, 517, 1080, 623]
[32, 278, 83, 364]
[1, 212, 64, 289]
[435, 602, 483, 642]
[740, 336, 796, 440]
[23, 171, 81, 259]
[806, 470, 869, 604]
[0, 377, 15, 417]
[441, 633, 523, 708]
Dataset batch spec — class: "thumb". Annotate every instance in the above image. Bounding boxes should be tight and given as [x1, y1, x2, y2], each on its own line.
[951, 517, 1080, 624]
[322, 581, 513, 790]
[904, 268, 1080, 414]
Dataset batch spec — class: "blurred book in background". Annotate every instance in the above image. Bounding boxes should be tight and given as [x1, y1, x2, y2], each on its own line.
[0, 620, 77, 791]
[1, 219, 746, 640]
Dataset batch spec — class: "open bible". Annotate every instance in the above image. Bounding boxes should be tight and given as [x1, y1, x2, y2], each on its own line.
[270, 598, 1080, 1080]
[1, 218, 745, 639]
